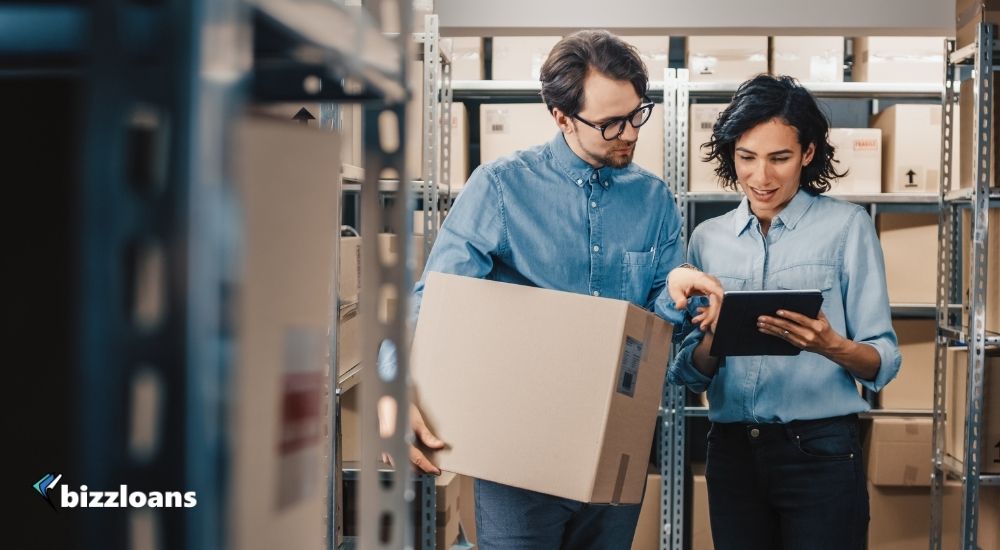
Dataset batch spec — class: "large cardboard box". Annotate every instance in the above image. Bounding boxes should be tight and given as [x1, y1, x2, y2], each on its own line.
[491, 36, 561, 81]
[625, 36, 671, 81]
[480, 103, 664, 179]
[827, 128, 882, 195]
[866, 418, 933, 487]
[956, 0, 1000, 49]
[871, 104, 942, 193]
[686, 36, 768, 82]
[771, 37, 844, 83]
[852, 37, 945, 84]
[691, 463, 714, 550]
[689, 103, 728, 192]
[959, 77, 999, 189]
[448, 37, 484, 81]
[876, 213, 938, 304]
[230, 117, 340, 550]
[880, 319, 936, 410]
[961, 208, 1000, 334]
[631, 469, 662, 550]
[867, 482, 962, 550]
[436, 472, 461, 549]
[412, 273, 673, 503]
[945, 347, 1000, 474]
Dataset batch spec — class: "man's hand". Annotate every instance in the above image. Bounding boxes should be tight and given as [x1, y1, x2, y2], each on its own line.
[381, 403, 445, 475]
[667, 266, 724, 332]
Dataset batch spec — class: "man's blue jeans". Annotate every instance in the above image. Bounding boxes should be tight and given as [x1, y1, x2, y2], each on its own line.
[474, 478, 642, 549]
[706, 414, 869, 550]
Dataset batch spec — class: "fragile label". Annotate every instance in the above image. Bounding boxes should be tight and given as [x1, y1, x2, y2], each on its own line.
[617, 337, 643, 397]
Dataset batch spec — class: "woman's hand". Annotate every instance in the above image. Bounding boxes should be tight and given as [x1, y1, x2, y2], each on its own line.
[757, 309, 843, 355]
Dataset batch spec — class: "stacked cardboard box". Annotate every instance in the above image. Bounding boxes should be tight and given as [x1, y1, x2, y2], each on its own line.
[624, 36, 671, 81]
[827, 128, 882, 195]
[436, 472, 462, 549]
[491, 37, 562, 81]
[852, 37, 945, 83]
[945, 347, 1000, 474]
[412, 273, 672, 503]
[449, 38, 484, 80]
[230, 117, 341, 550]
[771, 37, 844, 83]
[876, 213, 939, 305]
[871, 104, 942, 194]
[631, 468, 662, 550]
[686, 36, 768, 82]
[867, 418, 933, 487]
[880, 319, 936, 410]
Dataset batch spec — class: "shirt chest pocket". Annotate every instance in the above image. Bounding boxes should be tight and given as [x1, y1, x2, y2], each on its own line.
[621, 250, 655, 306]
[772, 263, 835, 295]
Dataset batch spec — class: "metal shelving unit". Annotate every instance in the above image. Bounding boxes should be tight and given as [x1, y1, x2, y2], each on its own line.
[930, 24, 1000, 550]
[334, 12, 455, 550]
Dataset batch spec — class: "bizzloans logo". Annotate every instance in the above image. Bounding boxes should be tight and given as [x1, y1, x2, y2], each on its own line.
[34, 473, 197, 510]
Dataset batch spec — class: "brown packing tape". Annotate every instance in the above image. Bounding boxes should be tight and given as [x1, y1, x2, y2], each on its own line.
[906, 422, 919, 435]
[904, 465, 918, 485]
[641, 315, 653, 361]
[612, 454, 630, 505]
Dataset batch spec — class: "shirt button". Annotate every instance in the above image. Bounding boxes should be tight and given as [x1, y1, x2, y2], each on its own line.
[593, 245, 600, 252]
[591, 173, 598, 180]
[590, 201, 597, 208]
[593, 291, 600, 297]
[576, 178, 583, 185]
[750, 428, 760, 438]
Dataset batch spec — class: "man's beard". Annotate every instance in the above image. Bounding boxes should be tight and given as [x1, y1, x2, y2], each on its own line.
[577, 134, 636, 168]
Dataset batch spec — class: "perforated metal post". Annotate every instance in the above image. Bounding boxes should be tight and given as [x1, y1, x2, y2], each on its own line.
[930, 36, 958, 550]
[357, 2, 415, 548]
[421, 14, 442, 257]
[959, 21, 994, 550]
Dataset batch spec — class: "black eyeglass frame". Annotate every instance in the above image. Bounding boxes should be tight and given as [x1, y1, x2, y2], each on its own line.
[571, 100, 655, 141]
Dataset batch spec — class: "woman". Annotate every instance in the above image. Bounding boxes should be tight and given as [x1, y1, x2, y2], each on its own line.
[669, 74, 900, 550]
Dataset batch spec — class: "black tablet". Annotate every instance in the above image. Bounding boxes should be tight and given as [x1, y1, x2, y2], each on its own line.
[709, 290, 824, 357]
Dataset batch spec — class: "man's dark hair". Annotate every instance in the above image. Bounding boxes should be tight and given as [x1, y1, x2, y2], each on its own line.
[539, 30, 648, 116]
[702, 74, 846, 194]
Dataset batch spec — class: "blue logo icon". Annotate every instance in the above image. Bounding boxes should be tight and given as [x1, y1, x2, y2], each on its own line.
[34, 473, 62, 509]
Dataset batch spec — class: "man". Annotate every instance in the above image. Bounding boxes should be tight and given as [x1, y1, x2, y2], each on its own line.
[400, 30, 721, 548]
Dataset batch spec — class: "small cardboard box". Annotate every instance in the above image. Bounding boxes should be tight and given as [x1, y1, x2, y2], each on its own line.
[412, 273, 672, 503]
[866, 418, 933, 487]
[876, 213, 938, 304]
[230, 116, 340, 550]
[491, 36, 561, 81]
[686, 36, 768, 82]
[689, 103, 728, 192]
[945, 347, 1000, 474]
[961, 208, 1000, 334]
[871, 104, 941, 193]
[866, 481, 962, 550]
[771, 36, 844, 83]
[852, 37, 945, 84]
[827, 128, 882, 195]
[449, 37, 484, 81]
[880, 319, 936, 410]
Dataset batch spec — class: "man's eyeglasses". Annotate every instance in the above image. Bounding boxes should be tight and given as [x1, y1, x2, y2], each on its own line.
[572, 101, 655, 141]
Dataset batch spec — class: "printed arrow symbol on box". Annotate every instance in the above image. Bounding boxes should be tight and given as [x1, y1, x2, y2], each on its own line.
[905, 170, 917, 185]
[293, 107, 316, 125]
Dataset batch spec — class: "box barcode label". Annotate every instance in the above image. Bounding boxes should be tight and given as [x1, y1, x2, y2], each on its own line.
[485, 109, 508, 134]
[617, 336, 643, 397]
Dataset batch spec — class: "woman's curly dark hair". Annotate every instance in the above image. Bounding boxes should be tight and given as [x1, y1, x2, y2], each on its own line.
[702, 74, 846, 194]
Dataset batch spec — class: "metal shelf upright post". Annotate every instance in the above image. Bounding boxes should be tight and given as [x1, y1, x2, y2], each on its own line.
[930, 23, 1000, 550]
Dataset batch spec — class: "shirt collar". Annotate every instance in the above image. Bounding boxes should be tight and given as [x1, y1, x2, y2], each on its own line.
[732, 188, 817, 235]
[547, 131, 615, 189]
